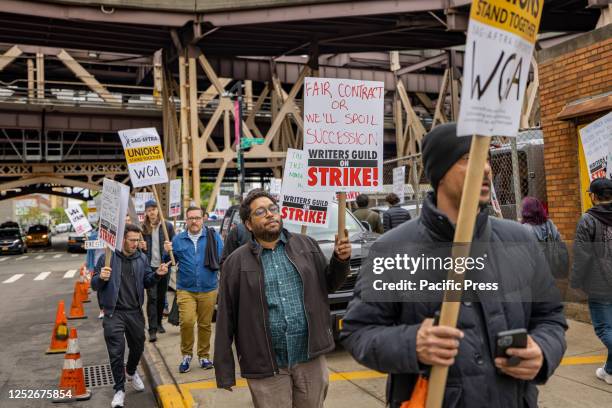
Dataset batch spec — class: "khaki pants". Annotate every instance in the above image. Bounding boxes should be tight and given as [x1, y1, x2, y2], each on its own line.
[246, 356, 329, 408]
[177, 289, 217, 359]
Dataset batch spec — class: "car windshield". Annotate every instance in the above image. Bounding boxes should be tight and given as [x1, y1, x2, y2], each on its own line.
[284, 202, 363, 242]
[27, 225, 48, 234]
[0, 229, 20, 239]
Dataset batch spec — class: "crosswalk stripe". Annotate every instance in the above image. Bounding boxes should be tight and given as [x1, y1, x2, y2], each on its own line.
[16, 255, 28, 261]
[53, 254, 62, 259]
[0, 257, 7, 262]
[63, 269, 77, 279]
[34, 272, 51, 281]
[35, 255, 44, 260]
[2, 274, 24, 283]
[71, 254, 79, 258]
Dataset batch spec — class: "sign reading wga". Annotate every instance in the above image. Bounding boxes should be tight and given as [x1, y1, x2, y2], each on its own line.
[118, 127, 169, 188]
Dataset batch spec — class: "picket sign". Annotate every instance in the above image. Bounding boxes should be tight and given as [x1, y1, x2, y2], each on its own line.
[427, 0, 543, 406]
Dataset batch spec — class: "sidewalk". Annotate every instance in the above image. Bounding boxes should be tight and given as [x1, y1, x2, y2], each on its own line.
[144, 298, 612, 407]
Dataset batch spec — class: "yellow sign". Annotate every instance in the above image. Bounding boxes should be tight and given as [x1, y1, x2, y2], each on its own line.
[470, 0, 543, 43]
[124, 145, 163, 164]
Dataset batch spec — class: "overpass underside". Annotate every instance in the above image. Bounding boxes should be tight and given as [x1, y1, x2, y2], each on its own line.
[0, 0, 603, 210]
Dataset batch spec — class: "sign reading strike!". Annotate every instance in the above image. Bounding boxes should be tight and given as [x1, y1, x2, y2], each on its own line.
[280, 148, 334, 227]
[64, 205, 92, 236]
[118, 128, 169, 187]
[303, 77, 384, 191]
[457, 0, 543, 137]
[169, 179, 182, 218]
[579, 112, 611, 181]
[99, 178, 130, 251]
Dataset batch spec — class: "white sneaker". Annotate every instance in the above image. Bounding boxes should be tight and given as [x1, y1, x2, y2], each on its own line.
[596, 367, 612, 384]
[127, 371, 145, 392]
[98, 311, 104, 319]
[111, 390, 125, 408]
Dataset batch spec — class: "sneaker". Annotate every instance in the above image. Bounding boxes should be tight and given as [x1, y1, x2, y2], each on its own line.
[127, 371, 145, 392]
[158, 324, 166, 334]
[179, 355, 192, 373]
[199, 358, 214, 370]
[111, 390, 125, 408]
[98, 311, 104, 319]
[596, 367, 612, 384]
[148, 331, 157, 343]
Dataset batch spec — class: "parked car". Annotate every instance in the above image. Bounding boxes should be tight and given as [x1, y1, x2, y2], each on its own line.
[67, 234, 86, 253]
[0, 227, 27, 254]
[26, 224, 51, 247]
[220, 202, 379, 339]
[55, 223, 71, 234]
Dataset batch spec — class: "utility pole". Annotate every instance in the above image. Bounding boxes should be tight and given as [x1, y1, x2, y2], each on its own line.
[231, 81, 246, 198]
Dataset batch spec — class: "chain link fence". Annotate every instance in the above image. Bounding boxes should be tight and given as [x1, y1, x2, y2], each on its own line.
[380, 127, 545, 220]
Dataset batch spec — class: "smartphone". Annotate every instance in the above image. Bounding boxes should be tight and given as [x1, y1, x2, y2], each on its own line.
[495, 328, 527, 367]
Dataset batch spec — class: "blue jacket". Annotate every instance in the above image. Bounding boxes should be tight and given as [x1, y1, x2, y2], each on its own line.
[172, 227, 223, 293]
[86, 230, 98, 271]
[91, 249, 160, 316]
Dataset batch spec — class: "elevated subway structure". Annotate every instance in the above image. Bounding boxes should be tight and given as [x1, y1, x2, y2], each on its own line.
[0, 0, 602, 210]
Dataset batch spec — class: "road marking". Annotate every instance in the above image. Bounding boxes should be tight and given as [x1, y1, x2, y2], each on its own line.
[53, 254, 62, 259]
[16, 255, 28, 261]
[2, 274, 24, 283]
[71, 254, 79, 258]
[0, 257, 7, 262]
[35, 255, 44, 260]
[63, 269, 77, 279]
[34, 271, 51, 281]
[561, 355, 607, 366]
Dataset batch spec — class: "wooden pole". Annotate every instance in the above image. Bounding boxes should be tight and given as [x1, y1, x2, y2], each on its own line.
[151, 184, 176, 266]
[104, 246, 112, 268]
[337, 192, 347, 240]
[300, 225, 307, 235]
[426, 134, 491, 408]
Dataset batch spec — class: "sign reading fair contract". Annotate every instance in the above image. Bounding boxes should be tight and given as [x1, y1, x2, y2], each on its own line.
[280, 148, 334, 227]
[579, 111, 611, 181]
[64, 205, 92, 236]
[118, 127, 169, 187]
[99, 178, 130, 251]
[168, 179, 182, 218]
[392, 166, 406, 204]
[457, 0, 543, 137]
[303, 77, 384, 191]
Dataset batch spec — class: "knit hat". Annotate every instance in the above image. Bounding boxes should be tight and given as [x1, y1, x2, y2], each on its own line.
[144, 199, 158, 209]
[421, 122, 472, 191]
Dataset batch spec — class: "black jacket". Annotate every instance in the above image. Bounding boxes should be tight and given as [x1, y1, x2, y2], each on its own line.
[214, 229, 350, 388]
[142, 221, 175, 268]
[383, 204, 411, 232]
[91, 250, 160, 317]
[571, 203, 612, 298]
[340, 194, 567, 408]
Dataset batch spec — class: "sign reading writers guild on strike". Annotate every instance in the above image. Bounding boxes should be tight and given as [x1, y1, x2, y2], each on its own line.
[99, 178, 130, 251]
[457, 0, 543, 137]
[118, 127, 169, 187]
[303, 77, 384, 191]
[579, 111, 611, 181]
[168, 179, 182, 218]
[64, 205, 92, 236]
[280, 148, 334, 228]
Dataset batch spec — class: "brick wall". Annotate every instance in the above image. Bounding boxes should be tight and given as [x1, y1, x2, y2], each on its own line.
[538, 26, 612, 241]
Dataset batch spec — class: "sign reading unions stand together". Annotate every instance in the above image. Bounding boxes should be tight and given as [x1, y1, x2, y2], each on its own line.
[118, 127, 169, 188]
[457, 0, 543, 137]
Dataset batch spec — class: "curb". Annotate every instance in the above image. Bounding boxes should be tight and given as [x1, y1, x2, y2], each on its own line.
[142, 340, 188, 408]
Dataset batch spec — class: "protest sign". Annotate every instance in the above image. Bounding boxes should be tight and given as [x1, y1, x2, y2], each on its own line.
[99, 178, 129, 251]
[392, 166, 406, 204]
[84, 240, 105, 250]
[303, 77, 384, 191]
[134, 192, 154, 222]
[280, 148, 334, 228]
[334, 191, 358, 203]
[457, 0, 543, 137]
[579, 112, 611, 181]
[216, 195, 230, 211]
[608, 138, 612, 180]
[118, 127, 168, 188]
[86, 200, 98, 224]
[269, 178, 282, 201]
[169, 179, 182, 218]
[64, 205, 92, 236]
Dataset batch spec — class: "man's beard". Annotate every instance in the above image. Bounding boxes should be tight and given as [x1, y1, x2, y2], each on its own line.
[252, 218, 283, 242]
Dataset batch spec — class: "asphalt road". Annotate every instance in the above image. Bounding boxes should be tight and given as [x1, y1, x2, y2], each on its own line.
[0, 233, 157, 408]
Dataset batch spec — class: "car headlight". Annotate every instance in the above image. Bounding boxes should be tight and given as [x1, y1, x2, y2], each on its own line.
[12, 239, 20, 245]
[42, 234, 48, 239]
[26, 235, 32, 240]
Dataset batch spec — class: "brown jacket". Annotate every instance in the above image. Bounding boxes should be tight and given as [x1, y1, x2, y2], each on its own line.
[214, 229, 350, 388]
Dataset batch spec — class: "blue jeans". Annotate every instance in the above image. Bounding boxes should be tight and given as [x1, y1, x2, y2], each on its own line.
[588, 300, 612, 374]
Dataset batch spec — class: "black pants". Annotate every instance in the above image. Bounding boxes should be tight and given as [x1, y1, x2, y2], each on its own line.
[146, 272, 168, 333]
[103, 309, 145, 392]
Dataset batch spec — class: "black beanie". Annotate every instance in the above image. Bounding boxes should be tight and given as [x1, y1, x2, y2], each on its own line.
[421, 122, 472, 191]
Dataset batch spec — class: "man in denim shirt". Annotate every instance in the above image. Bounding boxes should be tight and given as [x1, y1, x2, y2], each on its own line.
[165, 206, 223, 373]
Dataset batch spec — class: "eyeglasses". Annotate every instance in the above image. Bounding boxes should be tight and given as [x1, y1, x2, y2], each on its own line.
[187, 216, 203, 221]
[125, 238, 141, 243]
[251, 204, 280, 218]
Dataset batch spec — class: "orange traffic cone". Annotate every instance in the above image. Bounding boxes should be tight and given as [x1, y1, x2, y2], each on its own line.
[46, 300, 69, 354]
[68, 281, 87, 320]
[53, 328, 92, 402]
[80, 265, 91, 293]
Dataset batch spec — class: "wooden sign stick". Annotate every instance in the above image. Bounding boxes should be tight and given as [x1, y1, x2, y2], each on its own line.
[300, 225, 308, 235]
[337, 192, 347, 240]
[104, 246, 112, 268]
[426, 134, 491, 408]
[151, 184, 176, 266]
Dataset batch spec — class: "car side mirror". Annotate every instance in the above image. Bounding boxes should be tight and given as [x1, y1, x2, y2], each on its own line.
[360, 221, 372, 231]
